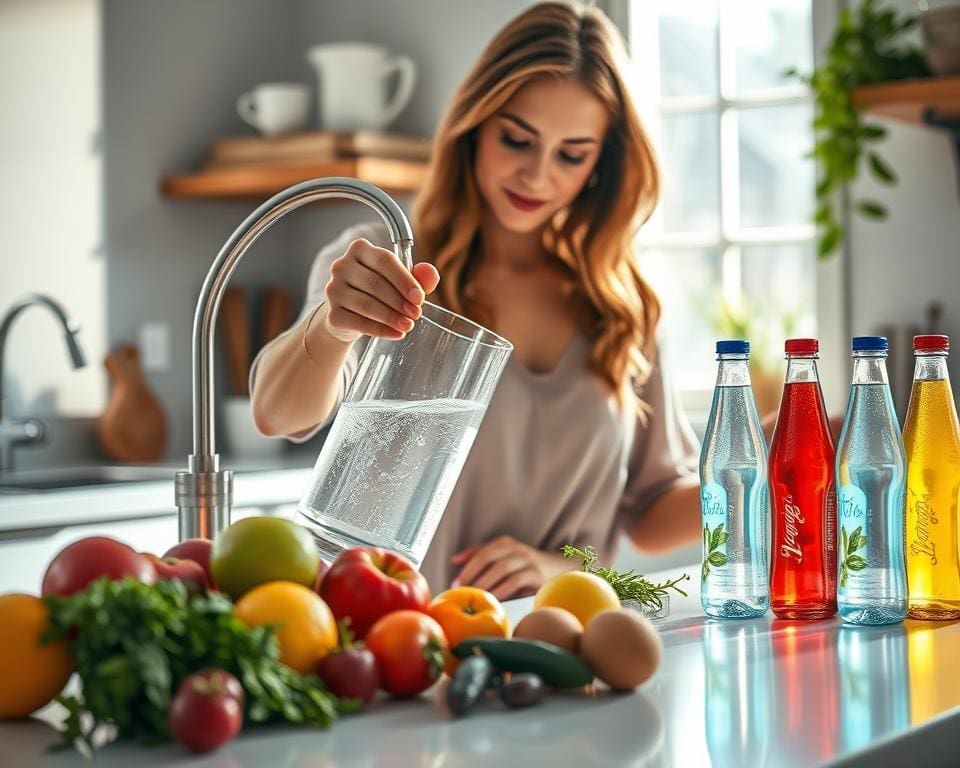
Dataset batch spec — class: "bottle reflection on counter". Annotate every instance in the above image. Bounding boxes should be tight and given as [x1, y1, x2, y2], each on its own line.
[907, 623, 960, 721]
[703, 621, 773, 768]
[837, 624, 910, 751]
[770, 622, 840, 764]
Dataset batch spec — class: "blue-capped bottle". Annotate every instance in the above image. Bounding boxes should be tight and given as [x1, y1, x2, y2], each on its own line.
[836, 336, 907, 625]
[700, 339, 769, 618]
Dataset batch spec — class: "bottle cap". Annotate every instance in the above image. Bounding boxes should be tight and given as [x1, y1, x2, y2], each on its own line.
[716, 339, 749, 355]
[852, 336, 888, 352]
[914, 334, 949, 352]
[785, 338, 819, 355]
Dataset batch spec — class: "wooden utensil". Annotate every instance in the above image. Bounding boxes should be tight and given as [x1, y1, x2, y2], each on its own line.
[258, 286, 295, 348]
[220, 287, 251, 397]
[97, 343, 168, 462]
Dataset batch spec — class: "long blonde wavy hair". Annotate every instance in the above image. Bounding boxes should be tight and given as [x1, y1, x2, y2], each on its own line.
[414, 2, 661, 402]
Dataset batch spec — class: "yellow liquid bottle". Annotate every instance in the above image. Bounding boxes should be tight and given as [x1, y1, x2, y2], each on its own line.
[903, 335, 960, 620]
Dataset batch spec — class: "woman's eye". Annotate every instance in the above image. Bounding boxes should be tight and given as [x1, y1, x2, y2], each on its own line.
[500, 131, 530, 150]
[559, 151, 586, 166]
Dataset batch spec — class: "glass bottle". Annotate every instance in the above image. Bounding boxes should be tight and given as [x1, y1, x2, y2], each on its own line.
[769, 338, 837, 619]
[700, 339, 769, 618]
[903, 334, 960, 620]
[835, 336, 907, 625]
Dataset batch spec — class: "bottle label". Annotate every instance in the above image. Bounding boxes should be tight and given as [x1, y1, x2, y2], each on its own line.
[779, 493, 805, 564]
[838, 485, 869, 590]
[908, 488, 939, 565]
[701, 483, 728, 584]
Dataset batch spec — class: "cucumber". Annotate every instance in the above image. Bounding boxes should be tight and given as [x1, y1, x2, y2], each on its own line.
[447, 655, 494, 716]
[452, 637, 594, 688]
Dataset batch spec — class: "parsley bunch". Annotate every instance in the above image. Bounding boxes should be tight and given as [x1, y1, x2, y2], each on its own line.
[561, 545, 689, 612]
[44, 577, 352, 751]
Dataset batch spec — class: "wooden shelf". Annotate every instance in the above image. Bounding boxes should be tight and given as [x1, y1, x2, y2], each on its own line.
[852, 76, 960, 124]
[160, 156, 428, 199]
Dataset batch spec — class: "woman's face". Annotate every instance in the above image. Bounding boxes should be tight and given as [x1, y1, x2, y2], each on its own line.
[475, 77, 609, 234]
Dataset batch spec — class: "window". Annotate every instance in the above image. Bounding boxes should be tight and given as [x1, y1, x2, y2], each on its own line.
[626, 1, 818, 404]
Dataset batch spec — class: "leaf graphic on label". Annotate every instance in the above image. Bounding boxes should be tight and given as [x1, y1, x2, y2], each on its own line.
[716, 531, 729, 546]
[708, 552, 728, 567]
[846, 555, 867, 571]
[841, 526, 849, 554]
[710, 523, 725, 551]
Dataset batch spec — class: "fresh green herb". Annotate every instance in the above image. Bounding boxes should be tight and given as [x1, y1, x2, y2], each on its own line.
[44, 577, 354, 752]
[840, 525, 868, 589]
[701, 523, 729, 583]
[560, 545, 689, 612]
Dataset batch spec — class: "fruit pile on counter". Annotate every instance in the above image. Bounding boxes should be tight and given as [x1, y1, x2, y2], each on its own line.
[0, 516, 664, 756]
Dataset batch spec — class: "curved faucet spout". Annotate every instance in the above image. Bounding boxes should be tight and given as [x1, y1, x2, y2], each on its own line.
[177, 178, 414, 540]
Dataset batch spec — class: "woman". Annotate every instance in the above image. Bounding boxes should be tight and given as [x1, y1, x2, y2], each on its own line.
[251, 2, 702, 597]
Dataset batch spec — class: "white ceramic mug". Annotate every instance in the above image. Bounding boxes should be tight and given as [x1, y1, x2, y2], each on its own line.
[306, 43, 417, 131]
[236, 82, 311, 137]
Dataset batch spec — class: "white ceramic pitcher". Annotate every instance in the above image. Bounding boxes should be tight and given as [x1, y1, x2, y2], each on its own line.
[306, 43, 417, 131]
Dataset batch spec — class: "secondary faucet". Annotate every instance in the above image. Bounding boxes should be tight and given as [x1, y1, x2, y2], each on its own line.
[0, 293, 87, 472]
[175, 177, 414, 541]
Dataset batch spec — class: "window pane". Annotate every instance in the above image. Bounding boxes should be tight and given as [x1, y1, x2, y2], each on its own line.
[740, 243, 817, 369]
[640, 247, 724, 391]
[738, 103, 814, 228]
[661, 111, 721, 233]
[723, 0, 813, 94]
[658, 0, 718, 98]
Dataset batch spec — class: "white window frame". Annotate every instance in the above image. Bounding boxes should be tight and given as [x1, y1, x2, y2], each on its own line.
[605, 0, 848, 414]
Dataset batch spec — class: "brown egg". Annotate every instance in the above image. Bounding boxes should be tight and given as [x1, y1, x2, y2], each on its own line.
[513, 607, 584, 653]
[580, 608, 662, 690]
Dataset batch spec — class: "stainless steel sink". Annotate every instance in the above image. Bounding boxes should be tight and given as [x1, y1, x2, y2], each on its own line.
[0, 465, 173, 492]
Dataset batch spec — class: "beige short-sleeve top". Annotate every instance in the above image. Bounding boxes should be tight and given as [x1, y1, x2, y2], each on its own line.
[252, 223, 700, 591]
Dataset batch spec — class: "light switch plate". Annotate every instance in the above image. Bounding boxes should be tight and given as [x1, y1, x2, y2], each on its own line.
[139, 322, 170, 372]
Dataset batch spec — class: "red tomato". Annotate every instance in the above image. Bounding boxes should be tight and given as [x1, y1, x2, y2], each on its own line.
[168, 669, 243, 753]
[320, 547, 430, 638]
[365, 610, 448, 697]
[42, 536, 157, 597]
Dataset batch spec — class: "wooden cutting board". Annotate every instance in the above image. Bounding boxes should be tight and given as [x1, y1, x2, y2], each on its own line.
[258, 286, 295, 348]
[220, 287, 250, 397]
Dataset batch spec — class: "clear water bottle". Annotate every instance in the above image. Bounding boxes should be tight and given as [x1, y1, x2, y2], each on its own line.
[700, 339, 769, 618]
[836, 336, 907, 625]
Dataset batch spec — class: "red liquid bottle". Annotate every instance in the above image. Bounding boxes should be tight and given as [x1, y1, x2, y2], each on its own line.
[769, 338, 837, 619]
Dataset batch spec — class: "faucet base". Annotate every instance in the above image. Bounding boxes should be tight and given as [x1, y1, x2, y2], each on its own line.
[176, 467, 232, 540]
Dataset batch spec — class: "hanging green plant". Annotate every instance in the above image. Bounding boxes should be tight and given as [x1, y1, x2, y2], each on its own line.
[788, 0, 930, 258]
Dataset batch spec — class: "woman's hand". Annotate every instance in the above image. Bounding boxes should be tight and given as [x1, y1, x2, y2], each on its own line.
[450, 536, 577, 601]
[321, 238, 440, 344]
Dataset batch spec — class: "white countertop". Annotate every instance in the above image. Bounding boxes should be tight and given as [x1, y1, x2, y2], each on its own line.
[3, 568, 959, 767]
[0, 462, 315, 532]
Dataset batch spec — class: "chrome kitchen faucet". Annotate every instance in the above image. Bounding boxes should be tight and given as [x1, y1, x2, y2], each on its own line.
[175, 178, 414, 541]
[0, 294, 87, 472]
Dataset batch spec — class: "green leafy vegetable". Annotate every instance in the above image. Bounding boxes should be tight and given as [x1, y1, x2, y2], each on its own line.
[560, 545, 689, 612]
[44, 577, 352, 751]
[701, 523, 729, 583]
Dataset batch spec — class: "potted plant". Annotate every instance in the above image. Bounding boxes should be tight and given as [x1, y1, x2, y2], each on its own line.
[789, 0, 930, 258]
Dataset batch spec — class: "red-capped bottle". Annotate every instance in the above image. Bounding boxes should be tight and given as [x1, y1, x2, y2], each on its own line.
[769, 338, 837, 619]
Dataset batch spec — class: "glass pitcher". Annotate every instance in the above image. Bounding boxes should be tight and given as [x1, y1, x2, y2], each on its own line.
[298, 301, 512, 567]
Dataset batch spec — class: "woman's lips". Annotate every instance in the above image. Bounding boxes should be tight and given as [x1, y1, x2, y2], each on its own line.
[504, 189, 546, 212]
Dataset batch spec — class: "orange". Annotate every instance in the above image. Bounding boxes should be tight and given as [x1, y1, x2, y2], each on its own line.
[234, 581, 337, 674]
[533, 571, 621, 627]
[0, 593, 74, 719]
[428, 586, 510, 675]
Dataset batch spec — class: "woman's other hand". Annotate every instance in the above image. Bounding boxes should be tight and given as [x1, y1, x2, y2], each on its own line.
[321, 238, 440, 343]
[450, 536, 577, 601]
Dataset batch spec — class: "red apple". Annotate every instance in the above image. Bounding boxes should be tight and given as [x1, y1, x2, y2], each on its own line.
[164, 538, 215, 587]
[313, 558, 331, 594]
[42, 536, 157, 597]
[320, 547, 430, 639]
[144, 554, 211, 594]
